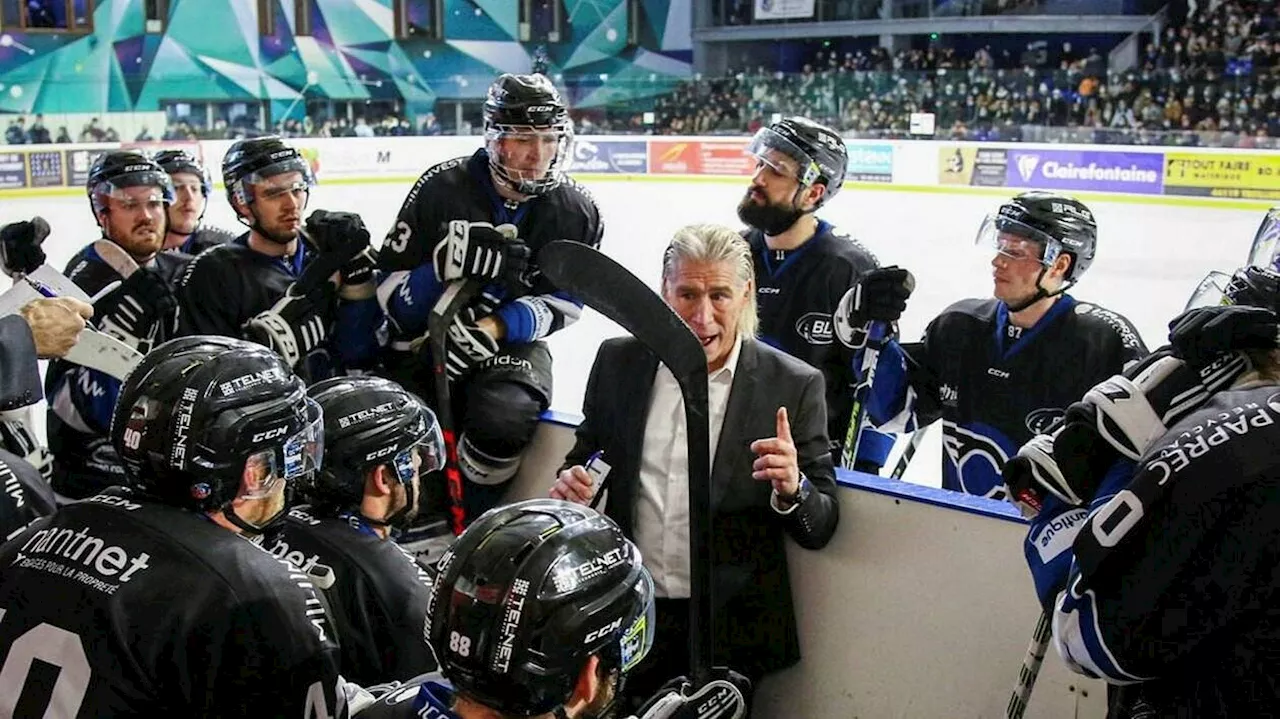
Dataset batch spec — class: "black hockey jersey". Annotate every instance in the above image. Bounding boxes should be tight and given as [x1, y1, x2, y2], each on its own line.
[268, 506, 437, 685]
[173, 224, 237, 257]
[1036, 383, 1280, 717]
[0, 448, 56, 541]
[46, 242, 188, 500]
[868, 295, 1147, 498]
[747, 221, 878, 457]
[176, 233, 381, 378]
[0, 488, 348, 717]
[376, 149, 602, 397]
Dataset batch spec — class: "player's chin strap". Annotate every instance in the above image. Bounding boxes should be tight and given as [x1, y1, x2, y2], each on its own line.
[1004, 265, 1076, 314]
[222, 500, 287, 537]
[355, 470, 417, 532]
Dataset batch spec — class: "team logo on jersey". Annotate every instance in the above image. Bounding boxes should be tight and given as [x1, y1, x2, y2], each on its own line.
[1025, 407, 1065, 435]
[942, 421, 1011, 499]
[795, 312, 834, 345]
[14, 524, 153, 592]
[939, 384, 959, 405]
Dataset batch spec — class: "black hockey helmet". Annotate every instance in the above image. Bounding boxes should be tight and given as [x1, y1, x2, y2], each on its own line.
[301, 377, 443, 525]
[427, 499, 655, 716]
[222, 135, 316, 208]
[1186, 264, 1280, 312]
[746, 116, 847, 208]
[152, 148, 212, 197]
[86, 150, 175, 216]
[977, 191, 1097, 284]
[482, 73, 573, 196]
[110, 335, 323, 522]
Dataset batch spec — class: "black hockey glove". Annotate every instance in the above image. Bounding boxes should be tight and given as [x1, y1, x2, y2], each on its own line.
[94, 267, 177, 351]
[242, 287, 328, 369]
[1168, 304, 1279, 369]
[0, 216, 49, 277]
[433, 220, 530, 285]
[304, 209, 372, 283]
[0, 409, 52, 481]
[630, 669, 751, 719]
[1052, 347, 1251, 502]
[444, 307, 499, 380]
[834, 266, 915, 349]
[1002, 427, 1074, 517]
[340, 247, 378, 287]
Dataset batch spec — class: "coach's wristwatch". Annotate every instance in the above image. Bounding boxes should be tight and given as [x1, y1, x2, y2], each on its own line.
[776, 473, 812, 508]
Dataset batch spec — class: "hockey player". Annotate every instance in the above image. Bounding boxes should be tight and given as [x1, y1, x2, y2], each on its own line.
[176, 136, 381, 379]
[835, 191, 1147, 498]
[0, 335, 351, 717]
[268, 375, 443, 685]
[377, 73, 602, 521]
[0, 448, 56, 540]
[45, 150, 188, 499]
[738, 116, 881, 467]
[152, 148, 237, 255]
[356, 498, 751, 719]
[1004, 267, 1280, 717]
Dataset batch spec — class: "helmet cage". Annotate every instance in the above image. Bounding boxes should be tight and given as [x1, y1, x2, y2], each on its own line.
[485, 122, 574, 196]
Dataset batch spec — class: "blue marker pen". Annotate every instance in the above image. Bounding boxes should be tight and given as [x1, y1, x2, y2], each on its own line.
[585, 450, 611, 487]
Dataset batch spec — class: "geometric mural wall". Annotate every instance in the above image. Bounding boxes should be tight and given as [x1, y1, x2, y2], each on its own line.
[0, 0, 691, 119]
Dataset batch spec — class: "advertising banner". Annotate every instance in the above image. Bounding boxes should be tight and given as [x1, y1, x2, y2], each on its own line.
[846, 143, 893, 183]
[26, 150, 64, 187]
[570, 139, 648, 174]
[754, 0, 816, 20]
[0, 152, 26, 189]
[1005, 149, 1163, 195]
[938, 146, 1007, 187]
[66, 148, 107, 188]
[1164, 152, 1280, 200]
[649, 141, 701, 174]
[700, 140, 754, 176]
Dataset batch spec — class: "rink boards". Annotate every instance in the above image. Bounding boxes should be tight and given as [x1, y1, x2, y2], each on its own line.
[508, 413, 1109, 719]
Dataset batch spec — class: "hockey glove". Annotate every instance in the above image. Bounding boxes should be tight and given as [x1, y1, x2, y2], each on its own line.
[1054, 348, 1250, 495]
[303, 209, 372, 287]
[93, 267, 177, 351]
[834, 266, 915, 349]
[1002, 427, 1076, 517]
[0, 408, 52, 481]
[631, 669, 751, 719]
[433, 220, 530, 285]
[0, 216, 49, 277]
[444, 308, 500, 381]
[242, 289, 328, 369]
[1168, 304, 1279, 369]
[340, 247, 378, 287]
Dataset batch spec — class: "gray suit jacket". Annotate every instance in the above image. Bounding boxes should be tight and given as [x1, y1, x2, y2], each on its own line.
[0, 315, 42, 411]
[564, 336, 839, 677]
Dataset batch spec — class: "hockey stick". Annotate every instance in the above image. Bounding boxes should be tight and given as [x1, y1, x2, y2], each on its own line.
[840, 321, 891, 470]
[889, 426, 927, 480]
[428, 279, 483, 537]
[538, 240, 715, 687]
[1005, 609, 1053, 719]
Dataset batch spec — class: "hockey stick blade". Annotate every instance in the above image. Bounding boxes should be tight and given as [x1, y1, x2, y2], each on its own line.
[428, 279, 483, 536]
[538, 240, 715, 686]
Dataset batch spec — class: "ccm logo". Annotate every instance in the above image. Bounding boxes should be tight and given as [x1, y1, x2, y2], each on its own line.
[987, 368, 1010, 379]
[584, 617, 623, 644]
[252, 426, 289, 442]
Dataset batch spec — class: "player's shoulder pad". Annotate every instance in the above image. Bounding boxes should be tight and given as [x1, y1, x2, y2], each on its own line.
[819, 224, 880, 272]
[379, 157, 471, 273]
[939, 297, 1000, 323]
[553, 175, 604, 246]
[1067, 300, 1146, 354]
[177, 240, 243, 289]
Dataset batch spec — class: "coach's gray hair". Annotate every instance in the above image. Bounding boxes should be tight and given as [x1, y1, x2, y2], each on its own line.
[661, 223, 758, 339]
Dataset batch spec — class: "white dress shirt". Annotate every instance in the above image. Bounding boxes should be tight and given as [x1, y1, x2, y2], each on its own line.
[633, 336, 743, 599]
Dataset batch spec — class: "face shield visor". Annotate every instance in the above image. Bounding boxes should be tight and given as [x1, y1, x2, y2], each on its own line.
[235, 156, 317, 206]
[618, 570, 657, 675]
[241, 397, 324, 501]
[745, 127, 823, 187]
[390, 419, 445, 485]
[1246, 208, 1280, 272]
[91, 171, 176, 215]
[975, 213, 1061, 268]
